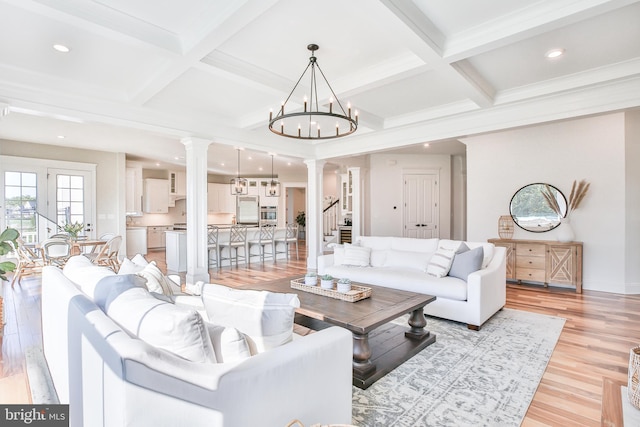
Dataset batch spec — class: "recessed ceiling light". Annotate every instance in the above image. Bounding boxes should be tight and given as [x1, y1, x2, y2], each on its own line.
[53, 44, 70, 53]
[287, 162, 291, 166]
[155, 162, 160, 167]
[220, 163, 225, 167]
[424, 143, 430, 147]
[248, 156, 252, 160]
[545, 48, 565, 59]
[258, 167, 263, 171]
[57, 135, 65, 139]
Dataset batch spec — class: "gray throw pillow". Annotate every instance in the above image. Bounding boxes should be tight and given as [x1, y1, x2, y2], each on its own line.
[448, 246, 484, 281]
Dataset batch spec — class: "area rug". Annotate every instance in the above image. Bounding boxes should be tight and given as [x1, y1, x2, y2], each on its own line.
[352, 308, 565, 426]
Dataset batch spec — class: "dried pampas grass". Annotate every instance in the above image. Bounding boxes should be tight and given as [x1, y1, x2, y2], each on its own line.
[541, 185, 563, 216]
[567, 179, 590, 216]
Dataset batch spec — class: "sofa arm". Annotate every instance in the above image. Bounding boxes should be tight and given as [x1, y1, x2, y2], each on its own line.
[120, 326, 353, 426]
[466, 246, 507, 323]
[317, 254, 334, 274]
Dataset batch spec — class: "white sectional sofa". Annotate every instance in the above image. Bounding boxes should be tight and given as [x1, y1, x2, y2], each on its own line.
[41, 256, 353, 427]
[318, 236, 507, 330]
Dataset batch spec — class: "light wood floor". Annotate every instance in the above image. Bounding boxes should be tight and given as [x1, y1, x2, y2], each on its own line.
[2, 247, 639, 426]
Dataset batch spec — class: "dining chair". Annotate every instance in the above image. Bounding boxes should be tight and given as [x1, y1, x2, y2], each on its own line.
[207, 225, 220, 269]
[41, 238, 72, 267]
[274, 223, 299, 261]
[85, 235, 122, 271]
[10, 239, 44, 288]
[219, 225, 247, 267]
[247, 224, 275, 264]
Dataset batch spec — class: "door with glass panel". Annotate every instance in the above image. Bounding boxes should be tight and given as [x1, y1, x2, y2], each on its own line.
[3, 171, 40, 243]
[47, 169, 94, 238]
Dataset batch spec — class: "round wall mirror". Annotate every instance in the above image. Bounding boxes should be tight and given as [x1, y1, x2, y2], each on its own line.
[510, 183, 567, 232]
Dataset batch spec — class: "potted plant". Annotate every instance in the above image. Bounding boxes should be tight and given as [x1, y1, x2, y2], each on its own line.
[304, 272, 317, 286]
[337, 278, 352, 293]
[0, 228, 20, 282]
[295, 211, 305, 239]
[63, 221, 85, 241]
[320, 274, 333, 289]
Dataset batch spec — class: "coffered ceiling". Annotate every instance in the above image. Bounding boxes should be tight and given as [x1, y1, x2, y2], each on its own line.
[0, 0, 639, 176]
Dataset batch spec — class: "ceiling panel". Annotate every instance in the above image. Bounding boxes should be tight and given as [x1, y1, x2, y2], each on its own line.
[0, 2, 170, 96]
[466, 3, 640, 91]
[350, 69, 469, 118]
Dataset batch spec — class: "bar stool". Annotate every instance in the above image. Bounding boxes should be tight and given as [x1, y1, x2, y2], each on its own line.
[219, 225, 247, 267]
[207, 225, 220, 269]
[247, 224, 275, 264]
[274, 223, 299, 261]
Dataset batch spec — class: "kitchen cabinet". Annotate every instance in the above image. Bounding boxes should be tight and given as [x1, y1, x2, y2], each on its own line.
[488, 238, 583, 293]
[144, 179, 169, 213]
[165, 231, 187, 272]
[125, 165, 143, 216]
[147, 225, 172, 249]
[168, 170, 186, 207]
[169, 170, 186, 196]
[126, 227, 147, 255]
[340, 171, 353, 216]
[207, 183, 235, 213]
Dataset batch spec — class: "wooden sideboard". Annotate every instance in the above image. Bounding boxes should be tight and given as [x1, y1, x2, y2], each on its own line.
[488, 238, 583, 293]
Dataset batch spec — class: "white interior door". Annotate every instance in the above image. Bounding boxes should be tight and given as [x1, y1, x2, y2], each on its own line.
[404, 173, 439, 238]
[47, 168, 94, 238]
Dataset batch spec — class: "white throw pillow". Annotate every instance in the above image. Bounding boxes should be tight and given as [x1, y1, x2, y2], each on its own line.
[106, 287, 216, 363]
[206, 323, 253, 363]
[426, 246, 457, 278]
[202, 284, 300, 353]
[342, 243, 371, 267]
[117, 257, 146, 275]
[131, 253, 149, 267]
[332, 244, 346, 266]
[137, 262, 174, 296]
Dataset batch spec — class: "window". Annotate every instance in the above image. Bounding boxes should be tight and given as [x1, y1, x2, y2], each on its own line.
[56, 174, 85, 228]
[4, 171, 38, 243]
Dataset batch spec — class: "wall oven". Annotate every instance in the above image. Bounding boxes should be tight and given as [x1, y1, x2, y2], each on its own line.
[260, 206, 277, 225]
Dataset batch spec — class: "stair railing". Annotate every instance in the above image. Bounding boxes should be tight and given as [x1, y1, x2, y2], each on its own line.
[323, 199, 340, 237]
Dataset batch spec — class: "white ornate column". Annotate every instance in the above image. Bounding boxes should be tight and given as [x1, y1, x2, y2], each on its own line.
[182, 137, 211, 284]
[304, 159, 325, 271]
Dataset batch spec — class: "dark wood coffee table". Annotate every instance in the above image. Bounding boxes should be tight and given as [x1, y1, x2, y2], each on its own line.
[236, 276, 436, 389]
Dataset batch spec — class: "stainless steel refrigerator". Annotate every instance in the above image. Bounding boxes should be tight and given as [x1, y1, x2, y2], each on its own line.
[236, 195, 260, 225]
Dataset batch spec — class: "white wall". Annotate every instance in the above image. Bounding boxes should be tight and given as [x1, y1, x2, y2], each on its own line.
[624, 110, 640, 294]
[463, 113, 635, 293]
[368, 153, 453, 238]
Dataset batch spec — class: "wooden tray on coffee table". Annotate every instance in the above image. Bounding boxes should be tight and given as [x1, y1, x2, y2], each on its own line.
[290, 278, 371, 302]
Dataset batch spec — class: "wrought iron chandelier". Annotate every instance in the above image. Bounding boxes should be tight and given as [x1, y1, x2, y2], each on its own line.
[265, 154, 280, 197]
[268, 44, 358, 140]
[229, 148, 248, 195]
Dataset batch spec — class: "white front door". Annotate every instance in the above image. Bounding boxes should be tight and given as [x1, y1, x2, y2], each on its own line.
[47, 168, 94, 238]
[403, 173, 439, 238]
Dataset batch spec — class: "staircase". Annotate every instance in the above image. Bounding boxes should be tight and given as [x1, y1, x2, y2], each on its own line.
[323, 199, 340, 251]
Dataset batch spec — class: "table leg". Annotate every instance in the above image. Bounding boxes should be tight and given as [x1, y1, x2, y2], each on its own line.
[405, 307, 430, 340]
[352, 332, 375, 377]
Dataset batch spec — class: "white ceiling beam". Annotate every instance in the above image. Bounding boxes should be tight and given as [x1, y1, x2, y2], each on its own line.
[314, 75, 640, 160]
[379, 0, 495, 108]
[130, 0, 280, 105]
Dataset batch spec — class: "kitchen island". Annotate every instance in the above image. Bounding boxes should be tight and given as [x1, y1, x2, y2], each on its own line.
[165, 226, 292, 272]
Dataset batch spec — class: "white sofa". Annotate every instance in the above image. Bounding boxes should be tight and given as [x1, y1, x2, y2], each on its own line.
[41, 256, 353, 427]
[318, 236, 507, 330]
